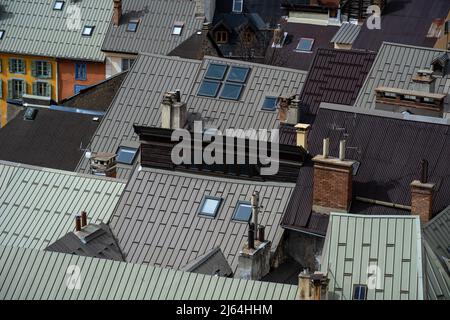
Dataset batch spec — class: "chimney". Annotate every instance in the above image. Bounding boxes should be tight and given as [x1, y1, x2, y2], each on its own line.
[312, 138, 356, 214]
[410, 159, 435, 223]
[272, 25, 285, 48]
[160, 91, 187, 129]
[90, 153, 117, 178]
[251, 191, 259, 240]
[81, 211, 87, 227]
[412, 69, 436, 93]
[294, 123, 311, 151]
[113, 0, 122, 26]
[278, 95, 299, 125]
[297, 270, 329, 300]
[75, 215, 82, 232]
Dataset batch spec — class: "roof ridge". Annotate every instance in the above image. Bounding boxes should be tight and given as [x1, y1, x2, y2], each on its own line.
[381, 41, 449, 53]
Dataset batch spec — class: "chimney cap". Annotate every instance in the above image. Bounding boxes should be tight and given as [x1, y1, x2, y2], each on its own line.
[294, 123, 311, 130]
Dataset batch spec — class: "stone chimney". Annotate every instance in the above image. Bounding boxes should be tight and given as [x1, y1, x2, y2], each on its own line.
[195, 0, 216, 22]
[412, 69, 436, 93]
[297, 269, 329, 300]
[410, 159, 435, 223]
[278, 95, 299, 125]
[89, 153, 117, 178]
[113, 0, 122, 26]
[272, 25, 285, 48]
[160, 91, 187, 130]
[312, 139, 356, 214]
[294, 123, 311, 151]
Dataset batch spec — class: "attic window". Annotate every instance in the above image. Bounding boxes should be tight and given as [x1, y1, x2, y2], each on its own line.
[220, 83, 243, 100]
[127, 19, 139, 32]
[82, 26, 95, 36]
[53, 1, 64, 10]
[198, 196, 222, 218]
[353, 285, 368, 300]
[233, 201, 252, 222]
[296, 38, 314, 52]
[262, 96, 278, 111]
[233, 0, 243, 13]
[116, 146, 138, 165]
[198, 80, 221, 97]
[172, 22, 184, 36]
[0, 30, 4, 40]
[205, 63, 228, 80]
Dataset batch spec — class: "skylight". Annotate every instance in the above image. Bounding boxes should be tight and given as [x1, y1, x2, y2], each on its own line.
[352, 285, 368, 300]
[0, 30, 4, 40]
[198, 80, 221, 97]
[296, 38, 314, 52]
[24, 108, 38, 121]
[172, 22, 184, 36]
[82, 26, 95, 36]
[261, 96, 278, 111]
[53, 1, 65, 10]
[198, 196, 222, 218]
[116, 146, 138, 165]
[226, 66, 250, 83]
[205, 63, 228, 80]
[220, 83, 243, 100]
[127, 19, 139, 32]
[233, 201, 252, 222]
[233, 0, 243, 13]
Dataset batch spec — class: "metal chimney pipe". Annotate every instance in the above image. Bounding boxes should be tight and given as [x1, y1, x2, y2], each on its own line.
[339, 140, 346, 161]
[81, 211, 87, 227]
[258, 225, 265, 242]
[323, 138, 330, 158]
[251, 191, 260, 240]
[420, 159, 429, 183]
[75, 216, 81, 232]
[248, 223, 255, 249]
[175, 90, 181, 103]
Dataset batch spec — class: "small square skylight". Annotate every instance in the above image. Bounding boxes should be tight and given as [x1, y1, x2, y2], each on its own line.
[262, 96, 278, 111]
[0, 30, 4, 40]
[233, 201, 252, 222]
[116, 146, 138, 165]
[53, 1, 65, 10]
[352, 285, 368, 300]
[220, 83, 243, 100]
[205, 63, 228, 80]
[227, 66, 250, 83]
[296, 38, 314, 52]
[198, 80, 221, 97]
[82, 26, 95, 36]
[198, 196, 222, 218]
[127, 19, 139, 32]
[172, 22, 184, 35]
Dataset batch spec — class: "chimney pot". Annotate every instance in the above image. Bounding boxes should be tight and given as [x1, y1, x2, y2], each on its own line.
[248, 223, 255, 250]
[322, 138, 330, 158]
[75, 216, 81, 232]
[339, 140, 346, 161]
[420, 159, 428, 183]
[81, 211, 87, 227]
[258, 225, 265, 242]
[294, 123, 311, 151]
[113, 0, 122, 26]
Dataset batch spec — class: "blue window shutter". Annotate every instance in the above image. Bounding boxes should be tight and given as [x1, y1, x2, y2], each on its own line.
[7, 80, 12, 98]
[47, 62, 52, 78]
[8, 59, 13, 73]
[46, 83, 52, 97]
[31, 61, 37, 77]
[32, 82, 37, 95]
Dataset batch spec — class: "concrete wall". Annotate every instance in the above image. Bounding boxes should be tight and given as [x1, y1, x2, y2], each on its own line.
[105, 52, 138, 79]
[285, 230, 325, 271]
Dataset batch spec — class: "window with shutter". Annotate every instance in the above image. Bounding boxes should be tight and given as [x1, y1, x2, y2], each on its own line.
[9, 79, 26, 99]
[33, 81, 51, 97]
[9, 58, 26, 74]
[34, 61, 51, 78]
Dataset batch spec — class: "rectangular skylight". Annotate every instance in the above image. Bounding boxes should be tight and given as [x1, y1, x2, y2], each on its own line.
[352, 285, 367, 300]
[198, 196, 222, 218]
[82, 26, 95, 36]
[233, 201, 252, 222]
[172, 22, 184, 35]
[261, 96, 278, 111]
[220, 83, 243, 100]
[233, 0, 243, 13]
[127, 19, 139, 32]
[116, 146, 138, 165]
[0, 30, 4, 40]
[205, 63, 228, 80]
[53, 1, 65, 10]
[226, 66, 250, 83]
[296, 38, 314, 52]
[198, 80, 221, 97]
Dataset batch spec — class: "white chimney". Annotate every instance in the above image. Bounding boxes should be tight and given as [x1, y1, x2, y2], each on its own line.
[322, 138, 330, 158]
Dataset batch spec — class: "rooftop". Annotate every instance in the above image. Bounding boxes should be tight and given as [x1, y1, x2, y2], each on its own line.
[330, 22, 361, 45]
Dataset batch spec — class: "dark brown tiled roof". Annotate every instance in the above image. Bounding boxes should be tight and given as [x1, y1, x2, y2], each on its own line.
[282, 107, 450, 234]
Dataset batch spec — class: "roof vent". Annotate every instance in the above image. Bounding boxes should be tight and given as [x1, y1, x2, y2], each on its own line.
[431, 53, 449, 77]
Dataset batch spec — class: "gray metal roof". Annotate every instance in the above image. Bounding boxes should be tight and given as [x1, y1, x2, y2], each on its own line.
[76, 53, 307, 179]
[101, 0, 203, 55]
[181, 247, 233, 277]
[321, 213, 424, 300]
[423, 205, 450, 260]
[0, 161, 125, 251]
[109, 167, 295, 273]
[330, 22, 361, 45]
[354, 42, 450, 113]
[0, 0, 112, 61]
[0, 245, 298, 300]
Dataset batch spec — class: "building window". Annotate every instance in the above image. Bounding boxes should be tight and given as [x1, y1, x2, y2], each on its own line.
[75, 63, 87, 80]
[242, 31, 253, 43]
[215, 31, 228, 43]
[353, 285, 368, 300]
[121, 58, 135, 72]
[261, 96, 278, 111]
[9, 58, 26, 74]
[233, 0, 243, 13]
[32, 81, 51, 97]
[172, 22, 184, 35]
[53, 1, 65, 10]
[295, 38, 315, 52]
[198, 196, 222, 218]
[32, 61, 52, 78]
[232, 201, 252, 222]
[116, 146, 138, 165]
[82, 26, 95, 36]
[127, 19, 139, 32]
[0, 30, 4, 40]
[8, 79, 26, 100]
[74, 84, 89, 95]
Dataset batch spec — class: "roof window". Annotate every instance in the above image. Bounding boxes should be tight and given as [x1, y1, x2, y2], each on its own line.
[82, 26, 95, 37]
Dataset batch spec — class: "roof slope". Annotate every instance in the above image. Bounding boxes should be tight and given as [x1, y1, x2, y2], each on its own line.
[102, 0, 203, 55]
[0, 161, 125, 251]
[330, 22, 361, 45]
[0, 245, 298, 300]
[181, 247, 233, 277]
[0, 0, 112, 61]
[354, 42, 450, 114]
[321, 213, 423, 300]
[109, 167, 295, 273]
[76, 53, 307, 179]
[282, 106, 450, 234]
[298, 48, 376, 122]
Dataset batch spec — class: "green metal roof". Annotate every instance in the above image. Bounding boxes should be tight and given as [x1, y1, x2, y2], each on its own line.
[0, 245, 298, 300]
[321, 213, 423, 300]
[0, 161, 125, 250]
[0, 0, 112, 61]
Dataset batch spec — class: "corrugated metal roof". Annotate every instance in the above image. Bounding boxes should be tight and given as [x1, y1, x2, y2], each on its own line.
[330, 23, 361, 45]
[321, 213, 424, 300]
[0, 161, 125, 251]
[354, 42, 450, 113]
[0, 0, 112, 61]
[423, 205, 450, 260]
[0, 245, 298, 300]
[76, 53, 307, 179]
[109, 167, 295, 273]
[101, 0, 203, 55]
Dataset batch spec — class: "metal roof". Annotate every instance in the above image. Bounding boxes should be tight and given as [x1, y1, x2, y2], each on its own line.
[354, 42, 450, 114]
[321, 213, 424, 300]
[101, 0, 203, 55]
[0, 161, 125, 251]
[0, 245, 298, 300]
[423, 205, 450, 260]
[181, 247, 233, 277]
[330, 23, 361, 45]
[109, 167, 295, 273]
[0, 0, 112, 61]
[76, 53, 307, 179]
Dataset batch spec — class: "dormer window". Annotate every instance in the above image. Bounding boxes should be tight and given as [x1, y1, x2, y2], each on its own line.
[82, 26, 95, 37]
[53, 1, 65, 10]
[233, 0, 243, 13]
[172, 22, 184, 35]
[215, 31, 228, 43]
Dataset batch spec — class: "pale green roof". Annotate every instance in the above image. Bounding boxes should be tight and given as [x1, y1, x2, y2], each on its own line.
[321, 213, 423, 300]
[0, 245, 298, 300]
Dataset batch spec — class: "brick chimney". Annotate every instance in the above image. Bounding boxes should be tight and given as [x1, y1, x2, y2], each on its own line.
[160, 91, 187, 129]
[89, 153, 117, 178]
[278, 95, 299, 125]
[312, 139, 356, 214]
[297, 269, 329, 300]
[294, 123, 310, 151]
[113, 0, 122, 26]
[412, 69, 436, 93]
[410, 159, 435, 223]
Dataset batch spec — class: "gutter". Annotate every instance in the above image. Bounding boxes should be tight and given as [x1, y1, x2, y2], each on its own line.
[355, 196, 411, 211]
